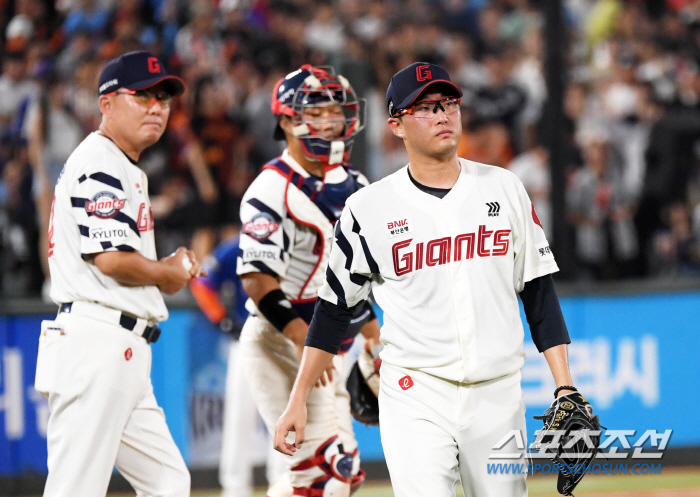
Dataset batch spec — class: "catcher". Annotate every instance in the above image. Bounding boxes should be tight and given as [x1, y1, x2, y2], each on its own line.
[236, 64, 381, 497]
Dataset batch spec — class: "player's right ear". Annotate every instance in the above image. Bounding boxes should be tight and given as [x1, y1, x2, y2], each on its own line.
[98, 95, 113, 117]
[387, 117, 405, 139]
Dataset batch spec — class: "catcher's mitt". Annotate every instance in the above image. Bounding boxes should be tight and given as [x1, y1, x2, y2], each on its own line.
[531, 392, 603, 496]
[346, 351, 380, 425]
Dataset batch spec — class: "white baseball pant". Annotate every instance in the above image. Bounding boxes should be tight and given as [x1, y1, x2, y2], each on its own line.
[379, 363, 527, 497]
[219, 338, 287, 497]
[35, 311, 190, 497]
[238, 316, 356, 493]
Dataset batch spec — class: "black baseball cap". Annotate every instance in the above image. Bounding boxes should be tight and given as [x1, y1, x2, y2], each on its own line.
[386, 62, 462, 116]
[98, 51, 185, 97]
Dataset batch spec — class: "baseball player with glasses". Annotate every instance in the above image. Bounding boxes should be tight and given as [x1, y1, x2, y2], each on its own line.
[236, 64, 381, 497]
[35, 51, 205, 497]
[275, 62, 596, 497]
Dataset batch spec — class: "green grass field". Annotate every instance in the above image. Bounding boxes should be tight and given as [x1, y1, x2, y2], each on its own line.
[102, 466, 700, 497]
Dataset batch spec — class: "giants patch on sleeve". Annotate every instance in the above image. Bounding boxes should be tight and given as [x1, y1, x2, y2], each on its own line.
[536, 241, 554, 262]
[385, 217, 413, 238]
[86, 191, 125, 219]
[243, 212, 279, 241]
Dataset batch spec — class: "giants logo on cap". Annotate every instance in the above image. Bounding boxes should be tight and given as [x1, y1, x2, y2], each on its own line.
[148, 57, 161, 73]
[416, 65, 432, 82]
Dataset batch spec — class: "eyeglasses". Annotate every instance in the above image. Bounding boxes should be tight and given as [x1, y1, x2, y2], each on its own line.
[107, 89, 172, 108]
[395, 97, 461, 119]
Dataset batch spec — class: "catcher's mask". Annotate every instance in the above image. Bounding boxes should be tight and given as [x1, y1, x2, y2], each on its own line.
[271, 64, 366, 167]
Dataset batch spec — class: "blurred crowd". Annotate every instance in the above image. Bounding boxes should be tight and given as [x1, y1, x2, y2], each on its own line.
[2, 0, 700, 298]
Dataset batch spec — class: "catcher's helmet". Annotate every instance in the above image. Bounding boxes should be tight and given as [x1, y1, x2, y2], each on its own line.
[271, 64, 366, 165]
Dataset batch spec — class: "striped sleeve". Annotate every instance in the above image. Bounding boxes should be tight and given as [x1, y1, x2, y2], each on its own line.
[70, 168, 141, 255]
[237, 176, 291, 279]
[317, 205, 377, 308]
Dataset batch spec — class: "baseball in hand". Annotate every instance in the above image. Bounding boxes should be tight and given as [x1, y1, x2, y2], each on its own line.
[182, 256, 193, 271]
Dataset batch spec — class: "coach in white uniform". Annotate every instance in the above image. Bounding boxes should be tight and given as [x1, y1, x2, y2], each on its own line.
[35, 51, 204, 497]
[275, 63, 592, 497]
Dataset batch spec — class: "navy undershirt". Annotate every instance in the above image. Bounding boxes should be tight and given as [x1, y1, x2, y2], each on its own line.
[407, 167, 451, 198]
[305, 171, 571, 354]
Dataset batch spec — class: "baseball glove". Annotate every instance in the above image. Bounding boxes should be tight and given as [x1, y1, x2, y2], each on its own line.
[346, 351, 381, 425]
[531, 392, 603, 496]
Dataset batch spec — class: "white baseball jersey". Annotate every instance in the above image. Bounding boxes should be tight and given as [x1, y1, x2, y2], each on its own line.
[319, 159, 558, 384]
[237, 149, 368, 318]
[48, 131, 167, 321]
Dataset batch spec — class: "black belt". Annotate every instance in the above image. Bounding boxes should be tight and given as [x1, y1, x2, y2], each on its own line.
[59, 303, 161, 344]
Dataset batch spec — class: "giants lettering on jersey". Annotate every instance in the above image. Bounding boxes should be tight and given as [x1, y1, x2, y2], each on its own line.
[137, 203, 154, 231]
[392, 225, 511, 276]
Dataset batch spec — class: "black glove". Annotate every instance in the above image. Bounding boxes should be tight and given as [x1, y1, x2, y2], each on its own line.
[531, 391, 603, 496]
[346, 351, 380, 426]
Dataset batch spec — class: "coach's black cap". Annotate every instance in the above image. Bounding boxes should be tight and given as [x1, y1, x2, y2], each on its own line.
[98, 51, 185, 97]
[386, 62, 462, 117]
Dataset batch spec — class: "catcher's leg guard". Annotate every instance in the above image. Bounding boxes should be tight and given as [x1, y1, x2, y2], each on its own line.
[349, 448, 365, 495]
[291, 436, 353, 497]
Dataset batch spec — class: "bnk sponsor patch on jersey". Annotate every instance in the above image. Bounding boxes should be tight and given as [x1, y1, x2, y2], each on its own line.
[385, 217, 413, 238]
[86, 191, 125, 219]
[536, 241, 554, 261]
[243, 212, 279, 241]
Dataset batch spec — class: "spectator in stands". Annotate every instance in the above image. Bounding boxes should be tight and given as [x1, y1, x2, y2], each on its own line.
[305, 0, 345, 57]
[0, 42, 39, 136]
[62, 0, 110, 37]
[462, 42, 527, 155]
[174, 1, 222, 66]
[567, 123, 639, 280]
[0, 137, 43, 296]
[509, 138, 551, 239]
[650, 201, 700, 276]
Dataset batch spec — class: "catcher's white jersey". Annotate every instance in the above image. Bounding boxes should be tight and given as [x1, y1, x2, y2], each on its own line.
[48, 131, 167, 321]
[237, 149, 368, 316]
[319, 159, 558, 384]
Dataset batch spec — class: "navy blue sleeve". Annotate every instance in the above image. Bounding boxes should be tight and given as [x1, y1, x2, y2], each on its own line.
[518, 274, 570, 352]
[305, 298, 357, 354]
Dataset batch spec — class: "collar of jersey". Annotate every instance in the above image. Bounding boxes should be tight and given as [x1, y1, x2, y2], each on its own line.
[393, 159, 474, 211]
[281, 149, 314, 179]
[95, 131, 138, 165]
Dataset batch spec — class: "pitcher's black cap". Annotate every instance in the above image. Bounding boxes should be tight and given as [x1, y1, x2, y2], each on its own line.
[98, 51, 185, 96]
[386, 62, 462, 116]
